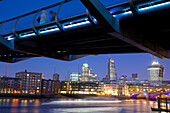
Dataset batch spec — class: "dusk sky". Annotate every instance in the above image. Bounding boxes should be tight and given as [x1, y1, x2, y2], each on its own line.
[0, 0, 169, 81]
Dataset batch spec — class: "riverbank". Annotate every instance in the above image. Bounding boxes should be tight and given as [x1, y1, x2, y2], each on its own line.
[0, 93, 152, 100]
[0, 93, 130, 100]
[0, 93, 64, 99]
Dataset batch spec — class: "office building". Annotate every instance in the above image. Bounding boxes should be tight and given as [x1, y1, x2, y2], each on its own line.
[53, 73, 59, 81]
[81, 63, 97, 82]
[81, 63, 91, 82]
[70, 73, 81, 81]
[148, 60, 164, 82]
[108, 58, 117, 80]
[128, 85, 170, 95]
[162, 81, 170, 86]
[60, 81, 70, 94]
[132, 73, 138, 80]
[89, 74, 97, 81]
[104, 83, 129, 96]
[15, 70, 43, 94]
[60, 81, 103, 95]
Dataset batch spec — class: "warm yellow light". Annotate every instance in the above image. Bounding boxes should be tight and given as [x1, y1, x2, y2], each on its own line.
[61, 91, 66, 94]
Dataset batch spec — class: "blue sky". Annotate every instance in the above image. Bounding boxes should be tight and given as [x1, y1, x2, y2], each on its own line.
[0, 0, 169, 81]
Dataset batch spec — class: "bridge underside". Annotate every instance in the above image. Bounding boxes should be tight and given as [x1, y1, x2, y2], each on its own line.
[2, 25, 144, 63]
[0, 0, 170, 63]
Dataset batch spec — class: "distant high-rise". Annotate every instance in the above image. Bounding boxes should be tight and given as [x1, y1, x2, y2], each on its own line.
[108, 58, 117, 80]
[148, 60, 164, 82]
[132, 73, 138, 80]
[82, 63, 91, 82]
[81, 63, 97, 82]
[53, 73, 59, 81]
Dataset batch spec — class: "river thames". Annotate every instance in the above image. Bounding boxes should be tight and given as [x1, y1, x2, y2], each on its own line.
[0, 97, 162, 113]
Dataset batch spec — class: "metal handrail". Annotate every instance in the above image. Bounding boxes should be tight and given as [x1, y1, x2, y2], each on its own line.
[32, 9, 41, 36]
[13, 16, 22, 40]
[0, 21, 7, 37]
[0, 21, 6, 30]
[55, 0, 66, 31]
[0, 0, 72, 24]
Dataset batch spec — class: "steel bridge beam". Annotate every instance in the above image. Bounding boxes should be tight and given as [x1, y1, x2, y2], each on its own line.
[108, 32, 170, 59]
[80, 0, 120, 33]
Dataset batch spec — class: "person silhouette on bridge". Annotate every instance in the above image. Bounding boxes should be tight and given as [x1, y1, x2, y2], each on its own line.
[40, 10, 48, 24]
[50, 10, 56, 22]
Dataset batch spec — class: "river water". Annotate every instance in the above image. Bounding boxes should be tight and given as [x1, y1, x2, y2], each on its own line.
[0, 97, 162, 113]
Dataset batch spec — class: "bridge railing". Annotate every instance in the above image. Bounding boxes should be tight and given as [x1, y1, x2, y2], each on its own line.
[0, 0, 87, 39]
[0, 0, 169, 40]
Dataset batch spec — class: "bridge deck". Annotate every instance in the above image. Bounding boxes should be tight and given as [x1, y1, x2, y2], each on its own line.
[0, 0, 170, 62]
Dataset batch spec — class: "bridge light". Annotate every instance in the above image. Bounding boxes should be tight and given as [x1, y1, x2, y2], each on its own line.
[4, 35, 14, 40]
[40, 27, 59, 34]
[114, 1, 170, 17]
[20, 32, 36, 38]
[64, 20, 90, 29]
[139, 1, 170, 11]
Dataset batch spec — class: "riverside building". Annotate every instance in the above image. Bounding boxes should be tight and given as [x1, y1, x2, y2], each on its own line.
[41, 79, 61, 95]
[60, 81, 103, 95]
[0, 76, 21, 94]
[15, 70, 43, 94]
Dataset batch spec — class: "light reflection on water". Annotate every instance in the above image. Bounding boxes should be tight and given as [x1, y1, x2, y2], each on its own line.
[0, 97, 158, 113]
[51, 107, 122, 113]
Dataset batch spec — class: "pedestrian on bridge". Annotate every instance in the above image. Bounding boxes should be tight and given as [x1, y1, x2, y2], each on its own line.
[50, 11, 56, 22]
[40, 10, 48, 24]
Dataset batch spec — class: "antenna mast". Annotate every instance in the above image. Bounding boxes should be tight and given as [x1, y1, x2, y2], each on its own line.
[5, 64, 7, 77]
[54, 65, 56, 73]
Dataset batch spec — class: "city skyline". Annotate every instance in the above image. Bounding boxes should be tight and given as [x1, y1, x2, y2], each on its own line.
[0, 53, 169, 81]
